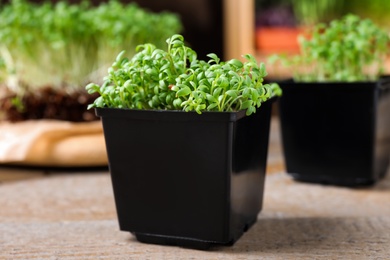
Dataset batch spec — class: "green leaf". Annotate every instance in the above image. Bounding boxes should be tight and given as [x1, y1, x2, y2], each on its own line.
[198, 85, 209, 92]
[259, 62, 267, 77]
[225, 90, 238, 99]
[176, 86, 191, 97]
[173, 98, 182, 108]
[246, 106, 256, 116]
[241, 100, 252, 110]
[216, 77, 229, 88]
[206, 94, 217, 102]
[206, 53, 220, 64]
[85, 83, 100, 94]
[227, 59, 243, 68]
[195, 104, 206, 114]
[207, 103, 218, 110]
[212, 88, 222, 98]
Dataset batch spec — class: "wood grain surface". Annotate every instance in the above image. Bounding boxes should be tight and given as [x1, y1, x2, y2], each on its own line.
[0, 117, 389, 259]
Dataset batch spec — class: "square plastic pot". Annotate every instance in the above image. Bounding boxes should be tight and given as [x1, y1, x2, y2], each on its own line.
[278, 78, 390, 186]
[96, 100, 273, 249]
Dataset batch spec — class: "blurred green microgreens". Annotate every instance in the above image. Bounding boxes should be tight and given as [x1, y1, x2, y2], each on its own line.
[0, 0, 182, 94]
[269, 14, 390, 82]
[86, 34, 282, 115]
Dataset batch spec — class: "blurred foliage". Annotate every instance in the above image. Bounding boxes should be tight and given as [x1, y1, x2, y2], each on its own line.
[255, 0, 390, 28]
[0, 0, 183, 95]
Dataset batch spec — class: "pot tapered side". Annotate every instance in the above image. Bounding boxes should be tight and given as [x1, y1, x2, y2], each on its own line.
[278, 79, 390, 186]
[96, 100, 273, 249]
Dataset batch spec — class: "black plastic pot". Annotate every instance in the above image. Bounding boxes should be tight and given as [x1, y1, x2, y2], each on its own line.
[278, 78, 390, 186]
[96, 100, 273, 249]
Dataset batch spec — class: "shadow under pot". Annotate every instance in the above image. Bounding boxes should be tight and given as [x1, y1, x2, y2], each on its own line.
[278, 78, 390, 186]
[96, 98, 274, 249]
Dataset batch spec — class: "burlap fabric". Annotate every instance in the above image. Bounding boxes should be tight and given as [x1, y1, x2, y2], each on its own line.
[0, 169, 389, 259]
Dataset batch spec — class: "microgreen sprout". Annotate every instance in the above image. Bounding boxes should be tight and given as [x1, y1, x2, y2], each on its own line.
[0, 0, 182, 95]
[86, 34, 282, 115]
[270, 14, 390, 82]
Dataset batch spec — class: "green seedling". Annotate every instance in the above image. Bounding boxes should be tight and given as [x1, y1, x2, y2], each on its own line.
[87, 34, 281, 115]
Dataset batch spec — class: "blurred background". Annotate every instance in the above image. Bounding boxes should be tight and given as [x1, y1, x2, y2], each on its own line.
[254, 0, 390, 77]
[0, 0, 390, 173]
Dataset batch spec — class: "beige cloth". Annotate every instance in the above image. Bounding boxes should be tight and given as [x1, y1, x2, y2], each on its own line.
[0, 120, 108, 167]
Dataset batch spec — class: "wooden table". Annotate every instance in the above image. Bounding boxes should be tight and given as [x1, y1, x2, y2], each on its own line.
[1, 117, 389, 259]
